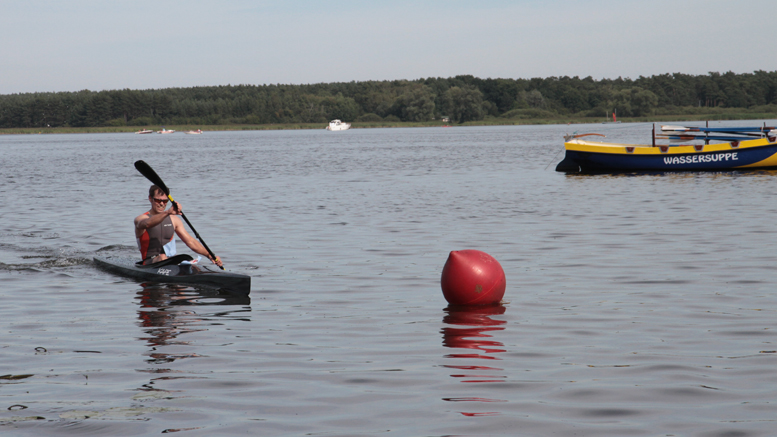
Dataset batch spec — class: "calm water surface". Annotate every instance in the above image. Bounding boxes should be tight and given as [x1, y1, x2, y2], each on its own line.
[2, 123, 777, 436]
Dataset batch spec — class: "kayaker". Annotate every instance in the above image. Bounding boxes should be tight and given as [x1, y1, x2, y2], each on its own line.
[134, 185, 223, 267]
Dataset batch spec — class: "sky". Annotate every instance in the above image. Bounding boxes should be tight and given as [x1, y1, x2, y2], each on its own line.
[2, 0, 776, 95]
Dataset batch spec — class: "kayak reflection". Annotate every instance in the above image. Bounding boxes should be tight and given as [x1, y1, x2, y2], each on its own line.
[440, 304, 508, 416]
[136, 283, 250, 364]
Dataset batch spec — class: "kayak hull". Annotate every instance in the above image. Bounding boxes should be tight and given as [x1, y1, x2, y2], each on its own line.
[94, 255, 251, 296]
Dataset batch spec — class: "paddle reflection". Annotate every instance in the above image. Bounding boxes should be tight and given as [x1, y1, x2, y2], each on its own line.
[136, 284, 250, 364]
[441, 304, 508, 416]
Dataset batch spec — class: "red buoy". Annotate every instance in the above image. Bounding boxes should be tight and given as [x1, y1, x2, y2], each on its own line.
[440, 250, 506, 306]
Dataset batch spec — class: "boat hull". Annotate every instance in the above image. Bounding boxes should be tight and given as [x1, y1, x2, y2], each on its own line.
[94, 255, 250, 295]
[556, 138, 777, 173]
[326, 120, 350, 131]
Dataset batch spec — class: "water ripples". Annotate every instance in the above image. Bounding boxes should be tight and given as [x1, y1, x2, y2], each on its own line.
[2, 124, 777, 435]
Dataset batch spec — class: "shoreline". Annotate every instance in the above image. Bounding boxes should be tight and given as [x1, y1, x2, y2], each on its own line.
[3, 112, 777, 135]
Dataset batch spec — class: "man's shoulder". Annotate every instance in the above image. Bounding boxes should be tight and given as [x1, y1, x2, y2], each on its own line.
[170, 215, 189, 235]
[134, 211, 151, 223]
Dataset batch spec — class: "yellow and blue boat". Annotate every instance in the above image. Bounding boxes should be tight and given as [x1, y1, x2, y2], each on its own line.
[556, 124, 777, 173]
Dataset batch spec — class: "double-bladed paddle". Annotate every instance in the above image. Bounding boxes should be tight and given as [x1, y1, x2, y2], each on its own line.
[133, 160, 224, 270]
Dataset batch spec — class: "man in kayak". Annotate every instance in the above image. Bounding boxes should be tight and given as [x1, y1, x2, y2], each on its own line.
[134, 185, 223, 267]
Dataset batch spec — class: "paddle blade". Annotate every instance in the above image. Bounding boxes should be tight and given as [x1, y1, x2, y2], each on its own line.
[134, 160, 169, 195]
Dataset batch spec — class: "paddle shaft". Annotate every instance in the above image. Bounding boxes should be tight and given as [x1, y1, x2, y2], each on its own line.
[134, 160, 224, 270]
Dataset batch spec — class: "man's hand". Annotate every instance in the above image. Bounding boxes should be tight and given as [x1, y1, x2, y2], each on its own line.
[169, 201, 182, 215]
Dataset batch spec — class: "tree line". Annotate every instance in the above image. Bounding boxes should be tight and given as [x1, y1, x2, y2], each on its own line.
[1, 71, 776, 128]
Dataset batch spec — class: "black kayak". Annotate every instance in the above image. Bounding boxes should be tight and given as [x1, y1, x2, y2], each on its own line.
[94, 254, 251, 295]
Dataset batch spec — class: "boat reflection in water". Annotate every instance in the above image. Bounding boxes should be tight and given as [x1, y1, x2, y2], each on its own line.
[131, 284, 250, 430]
[135, 284, 250, 364]
[440, 304, 508, 417]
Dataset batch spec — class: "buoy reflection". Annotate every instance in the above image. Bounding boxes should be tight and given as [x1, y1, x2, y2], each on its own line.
[442, 304, 507, 359]
[441, 304, 508, 416]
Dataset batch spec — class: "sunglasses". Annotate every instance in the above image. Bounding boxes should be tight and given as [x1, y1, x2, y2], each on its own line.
[152, 197, 169, 204]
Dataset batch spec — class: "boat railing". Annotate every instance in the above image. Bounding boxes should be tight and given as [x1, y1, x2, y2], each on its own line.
[654, 123, 776, 146]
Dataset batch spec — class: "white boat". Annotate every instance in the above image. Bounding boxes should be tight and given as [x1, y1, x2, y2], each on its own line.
[135, 129, 154, 134]
[325, 119, 350, 131]
[184, 129, 202, 134]
[157, 128, 175, 134]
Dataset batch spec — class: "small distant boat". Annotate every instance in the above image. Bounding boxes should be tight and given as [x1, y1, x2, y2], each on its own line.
[325, 119, 351, 131]
[158, 127, 175, 134]
[556, 124, 777, 173]
[135, 129, 154, 134]
[184, 129, 203, 135]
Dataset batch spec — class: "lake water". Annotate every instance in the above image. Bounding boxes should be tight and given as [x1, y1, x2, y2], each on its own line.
[2, 122, 777, 436]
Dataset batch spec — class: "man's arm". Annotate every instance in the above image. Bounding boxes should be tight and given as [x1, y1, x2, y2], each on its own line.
[171, 216, 223, 267]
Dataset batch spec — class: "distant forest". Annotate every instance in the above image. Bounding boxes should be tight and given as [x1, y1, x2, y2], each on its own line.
[1, 71, 776, 128]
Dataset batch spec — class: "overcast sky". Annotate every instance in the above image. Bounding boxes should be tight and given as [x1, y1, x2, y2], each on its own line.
[2, 0, 776, 95]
